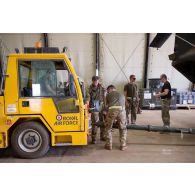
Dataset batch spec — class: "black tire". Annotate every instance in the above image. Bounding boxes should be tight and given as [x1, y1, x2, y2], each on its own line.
[11, 121, 50, 159]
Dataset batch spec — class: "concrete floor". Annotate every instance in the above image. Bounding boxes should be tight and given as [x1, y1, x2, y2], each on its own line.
[1, 109, 195, 163]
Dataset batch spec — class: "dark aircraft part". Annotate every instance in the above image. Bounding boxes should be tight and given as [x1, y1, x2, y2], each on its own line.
[149, 33, 171, 48]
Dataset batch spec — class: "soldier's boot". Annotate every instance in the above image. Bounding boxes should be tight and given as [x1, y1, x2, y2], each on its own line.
[91, 135, 97, 144]
[131, 121, 136, 125]
[91, 139, 97, 144]
[104, 144, 112, 150]
[91, 129, 97, 144]
[120, 145, 128, 151]
[160, 124, 170, 134]
[100, 137, 107, 141]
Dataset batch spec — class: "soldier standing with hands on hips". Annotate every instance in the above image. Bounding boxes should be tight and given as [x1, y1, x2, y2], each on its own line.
[155, 74, 171, 128]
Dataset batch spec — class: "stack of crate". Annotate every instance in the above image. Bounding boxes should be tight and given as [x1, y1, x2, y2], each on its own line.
[139, 78, 177, 110]
[177, 91, 195, 105]
[139, 88, 177, 110]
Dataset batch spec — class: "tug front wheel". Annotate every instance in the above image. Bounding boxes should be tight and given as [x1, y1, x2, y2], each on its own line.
[11, 121, 50, 159]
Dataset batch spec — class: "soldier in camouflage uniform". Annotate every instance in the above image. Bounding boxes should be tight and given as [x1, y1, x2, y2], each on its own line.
[124, 74, 138, 124]
[155, 74, 171, 127]
[104, 85, 127, 151]
[86, 76, 106, 144]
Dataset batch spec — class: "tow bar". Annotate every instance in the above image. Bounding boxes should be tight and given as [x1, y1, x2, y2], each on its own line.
[95, 121, 195, 135]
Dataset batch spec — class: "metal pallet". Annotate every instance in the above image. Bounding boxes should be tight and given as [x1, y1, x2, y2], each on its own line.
[176, 104, 195, 110]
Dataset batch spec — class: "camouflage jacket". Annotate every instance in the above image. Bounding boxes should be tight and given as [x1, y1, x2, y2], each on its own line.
[86, 83, 105, 108]
[106, 91, 125, 108]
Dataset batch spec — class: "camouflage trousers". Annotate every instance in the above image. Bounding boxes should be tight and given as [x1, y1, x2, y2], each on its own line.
[126, 99, 138, 124]
[91, 112, 105, 141]
[161, 99, 171, 126]
[105, 108, 127, 147]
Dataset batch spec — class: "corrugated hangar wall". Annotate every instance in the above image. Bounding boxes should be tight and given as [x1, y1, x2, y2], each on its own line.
[100, 33, 145, 92]
[48, 33, 146, 91]
[48, 33, 95, 87]
[0, 33, 191, 91]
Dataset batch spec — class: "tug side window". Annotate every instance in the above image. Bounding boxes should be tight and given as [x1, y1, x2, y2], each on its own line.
[19, 60, 78, 113]
[19, 60, 76, 98]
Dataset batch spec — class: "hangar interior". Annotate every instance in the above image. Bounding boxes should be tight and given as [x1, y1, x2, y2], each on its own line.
[0, 33, 195, 162]
[0, 33, 191, 91]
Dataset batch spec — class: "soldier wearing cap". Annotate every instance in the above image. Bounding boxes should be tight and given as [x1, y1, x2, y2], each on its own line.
[86, 76, 106, 144]
[104, 85, 127, 151]
[124, 74, 139, 124]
